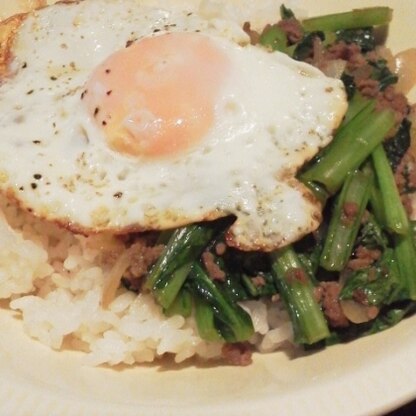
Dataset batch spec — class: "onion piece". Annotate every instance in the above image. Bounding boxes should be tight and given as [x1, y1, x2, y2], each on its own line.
[321, 59, 346, 79]
[340, 299, 379, 324]
[101, 244, 138, 308]
[394, 48, 416, 95]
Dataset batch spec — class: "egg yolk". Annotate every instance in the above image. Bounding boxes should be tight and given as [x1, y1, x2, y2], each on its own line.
[84, 32, 229, 158]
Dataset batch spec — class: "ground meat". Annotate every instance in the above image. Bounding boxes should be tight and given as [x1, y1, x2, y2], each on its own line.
[342, 201, 359, 225]
[356, 78, 380, 98]
[352, 288, 369, 305]
[285, 267, 308, 284]
[222, 342, 253, 366]
[242, 21, 260, 45]
[360, 209, 370, 224]
[313, 285, 323, 303]
[277, 18, 303, 44]
[319, 281, 349, 328]
[356, 245, 381, 261]
[395, 149, 416, 216]
[376, 85, 409, 127]
[202, 251, 226, 281]
[215, 242, 227, 256]
[395, 151, 411, 192]
[326, 41, 366, 71]
[123, 240, 165, 281]
[396, 150, 416, 190]
[347, 258, 372, 270]
[308, 39, 369, 77]
[352, 63, 374, 84]
[347, 245, 381, 270]
[251, 275, 266, 287]
[317, 38, 408, 130]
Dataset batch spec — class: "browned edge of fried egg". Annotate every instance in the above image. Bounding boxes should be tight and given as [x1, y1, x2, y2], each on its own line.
[0, 1, 80, 76]
[0, 13, 27, 76]
[4, 183, 230, 239]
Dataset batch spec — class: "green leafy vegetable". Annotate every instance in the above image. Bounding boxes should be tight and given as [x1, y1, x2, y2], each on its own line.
[146, 222, 224, 309]
[336, 27, 375, 52]
[369, 59, 398, 90]
[259, 25, 291, 53]
[383, 118, 411, 171]
[355, 213, 389, 250]
[194, 296, 224, 342]
[340, 249, 402, 307]
[341, 73, 356, 101]
[280, 4, 295, 20]
[164, 286, 193, 318]
[188, 262, 254, 342]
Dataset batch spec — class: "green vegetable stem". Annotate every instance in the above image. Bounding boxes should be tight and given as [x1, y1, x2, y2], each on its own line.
[302, 7, 393, 32]
[371, 144, 409, 235]
[320, 168, 373, 271]
[146, 223, 220, 309]
[300, 106, 395, 194]
[270, 246, 330, 344]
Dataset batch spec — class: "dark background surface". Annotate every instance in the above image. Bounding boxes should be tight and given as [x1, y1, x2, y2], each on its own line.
[385, 399, 416, 415]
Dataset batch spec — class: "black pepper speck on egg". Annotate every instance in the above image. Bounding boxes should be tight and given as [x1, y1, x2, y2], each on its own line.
[33, 174, 42, 180]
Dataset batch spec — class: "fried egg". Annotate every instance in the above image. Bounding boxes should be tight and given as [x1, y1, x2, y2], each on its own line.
[0, 0, 347, 251]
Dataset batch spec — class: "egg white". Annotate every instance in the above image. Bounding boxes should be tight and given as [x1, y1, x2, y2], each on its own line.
[0, 0, 346, 250]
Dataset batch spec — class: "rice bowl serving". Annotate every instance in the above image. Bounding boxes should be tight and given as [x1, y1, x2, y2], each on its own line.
[0, 0, 339, 366]
[0, 1, 416, 410]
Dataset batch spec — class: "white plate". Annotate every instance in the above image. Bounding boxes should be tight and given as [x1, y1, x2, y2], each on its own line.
[0, 1, 415, 415]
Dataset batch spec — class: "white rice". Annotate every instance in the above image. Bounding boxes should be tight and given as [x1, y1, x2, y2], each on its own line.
[0, 196, 293, 366]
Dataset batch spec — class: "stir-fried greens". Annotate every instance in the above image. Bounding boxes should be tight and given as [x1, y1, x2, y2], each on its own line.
[124, 5, 416, 353]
